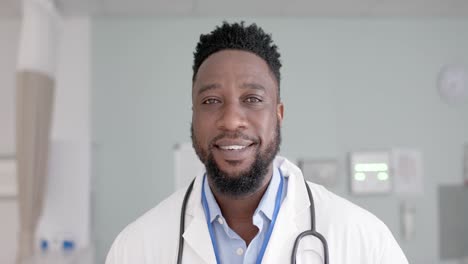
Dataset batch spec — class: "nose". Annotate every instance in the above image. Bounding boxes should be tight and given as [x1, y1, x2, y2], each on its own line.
[216, 101, 247, 131]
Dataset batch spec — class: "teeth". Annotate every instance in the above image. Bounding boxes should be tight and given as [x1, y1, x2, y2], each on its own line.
[219, 145, 246, 150]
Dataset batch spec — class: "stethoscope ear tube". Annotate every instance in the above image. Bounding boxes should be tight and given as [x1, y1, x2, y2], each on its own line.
[292, 181, 329, 264]
[177, 178, 196, 264]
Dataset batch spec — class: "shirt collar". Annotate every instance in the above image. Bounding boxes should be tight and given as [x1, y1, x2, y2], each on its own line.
[203, 165, 281, 223]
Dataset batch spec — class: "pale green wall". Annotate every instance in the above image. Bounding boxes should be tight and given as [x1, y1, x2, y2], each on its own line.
[92, 18, 468, 263]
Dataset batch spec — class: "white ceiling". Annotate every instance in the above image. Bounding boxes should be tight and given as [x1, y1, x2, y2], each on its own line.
[1, 0, 468, 18]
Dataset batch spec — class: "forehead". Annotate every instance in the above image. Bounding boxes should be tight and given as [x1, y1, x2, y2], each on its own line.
[193, 50, 278, 93]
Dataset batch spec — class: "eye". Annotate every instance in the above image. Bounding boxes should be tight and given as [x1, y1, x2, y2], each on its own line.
[202, 98, 221, 105]
[245, 97, 262, 103]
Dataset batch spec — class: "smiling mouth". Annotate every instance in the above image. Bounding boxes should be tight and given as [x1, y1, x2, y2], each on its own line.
[215, 142, 256, 150]
[212, 142, 257, 163]
[218, 145, 249, 150]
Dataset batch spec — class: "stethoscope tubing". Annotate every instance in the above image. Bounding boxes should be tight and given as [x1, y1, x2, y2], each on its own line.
[177, 179, 195, 263]
[291, 179, 329, 264]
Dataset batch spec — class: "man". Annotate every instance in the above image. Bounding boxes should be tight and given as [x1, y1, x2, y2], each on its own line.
[106, 21, 408, 264]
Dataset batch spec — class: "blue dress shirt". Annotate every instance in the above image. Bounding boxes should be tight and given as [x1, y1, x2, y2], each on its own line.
[202, 167, 288, 264]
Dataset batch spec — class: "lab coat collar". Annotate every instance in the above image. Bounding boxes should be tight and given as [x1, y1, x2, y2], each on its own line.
[274, 156, 311, 219]
[183, 174, 217, 263]
[262, 156, 317, 263]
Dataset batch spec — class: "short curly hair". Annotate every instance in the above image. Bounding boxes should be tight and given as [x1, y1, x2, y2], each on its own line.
[192, 21, 282, 97]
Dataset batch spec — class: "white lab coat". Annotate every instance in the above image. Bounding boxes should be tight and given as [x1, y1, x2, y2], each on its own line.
[106, 156, 408, 264]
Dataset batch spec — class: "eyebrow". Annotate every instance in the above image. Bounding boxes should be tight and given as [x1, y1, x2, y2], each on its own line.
[197, 83, 221, 95]
[196, 82, 266, 95]
[241, 82, 266, 92]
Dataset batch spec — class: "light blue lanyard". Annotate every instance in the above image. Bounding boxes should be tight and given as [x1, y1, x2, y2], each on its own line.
[201, 170, 284, 264]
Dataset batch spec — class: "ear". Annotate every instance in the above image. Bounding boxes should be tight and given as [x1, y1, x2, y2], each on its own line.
[277, 102, 284, 125]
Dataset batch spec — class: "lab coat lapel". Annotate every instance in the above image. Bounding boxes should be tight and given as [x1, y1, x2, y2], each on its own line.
[182, 175, 217, 264]
[261, 157, 312, 263]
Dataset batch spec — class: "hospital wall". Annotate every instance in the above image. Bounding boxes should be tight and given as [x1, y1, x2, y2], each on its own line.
[93, 18, 468, 264]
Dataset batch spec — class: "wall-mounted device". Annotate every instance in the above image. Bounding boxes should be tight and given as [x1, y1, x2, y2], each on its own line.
[298, 159, 338, 187]
[392, 148, 423, 196]
[349, 151, 391, 195]
[401, 202, 416, 241]
[437, 65, 468, 104]
[439, 185, 468, 260]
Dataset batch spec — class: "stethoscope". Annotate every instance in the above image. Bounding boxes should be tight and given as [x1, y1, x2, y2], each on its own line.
[176, 172, 330, 264]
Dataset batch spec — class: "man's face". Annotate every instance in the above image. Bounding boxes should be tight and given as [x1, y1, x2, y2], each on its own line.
[191, 50, 284, 197]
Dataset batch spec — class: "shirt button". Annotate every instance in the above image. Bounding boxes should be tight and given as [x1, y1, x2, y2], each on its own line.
[236, 248, 244, 256]
[218, 218, 224, 225]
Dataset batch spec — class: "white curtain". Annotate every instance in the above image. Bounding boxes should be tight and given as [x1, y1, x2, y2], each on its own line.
[15, 0, 61, 263]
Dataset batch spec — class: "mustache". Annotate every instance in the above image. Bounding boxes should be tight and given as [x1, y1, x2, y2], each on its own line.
[209, 131, 259, 148]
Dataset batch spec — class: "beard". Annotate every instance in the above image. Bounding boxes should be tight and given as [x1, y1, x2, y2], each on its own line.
[191, 121, 281, 198]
